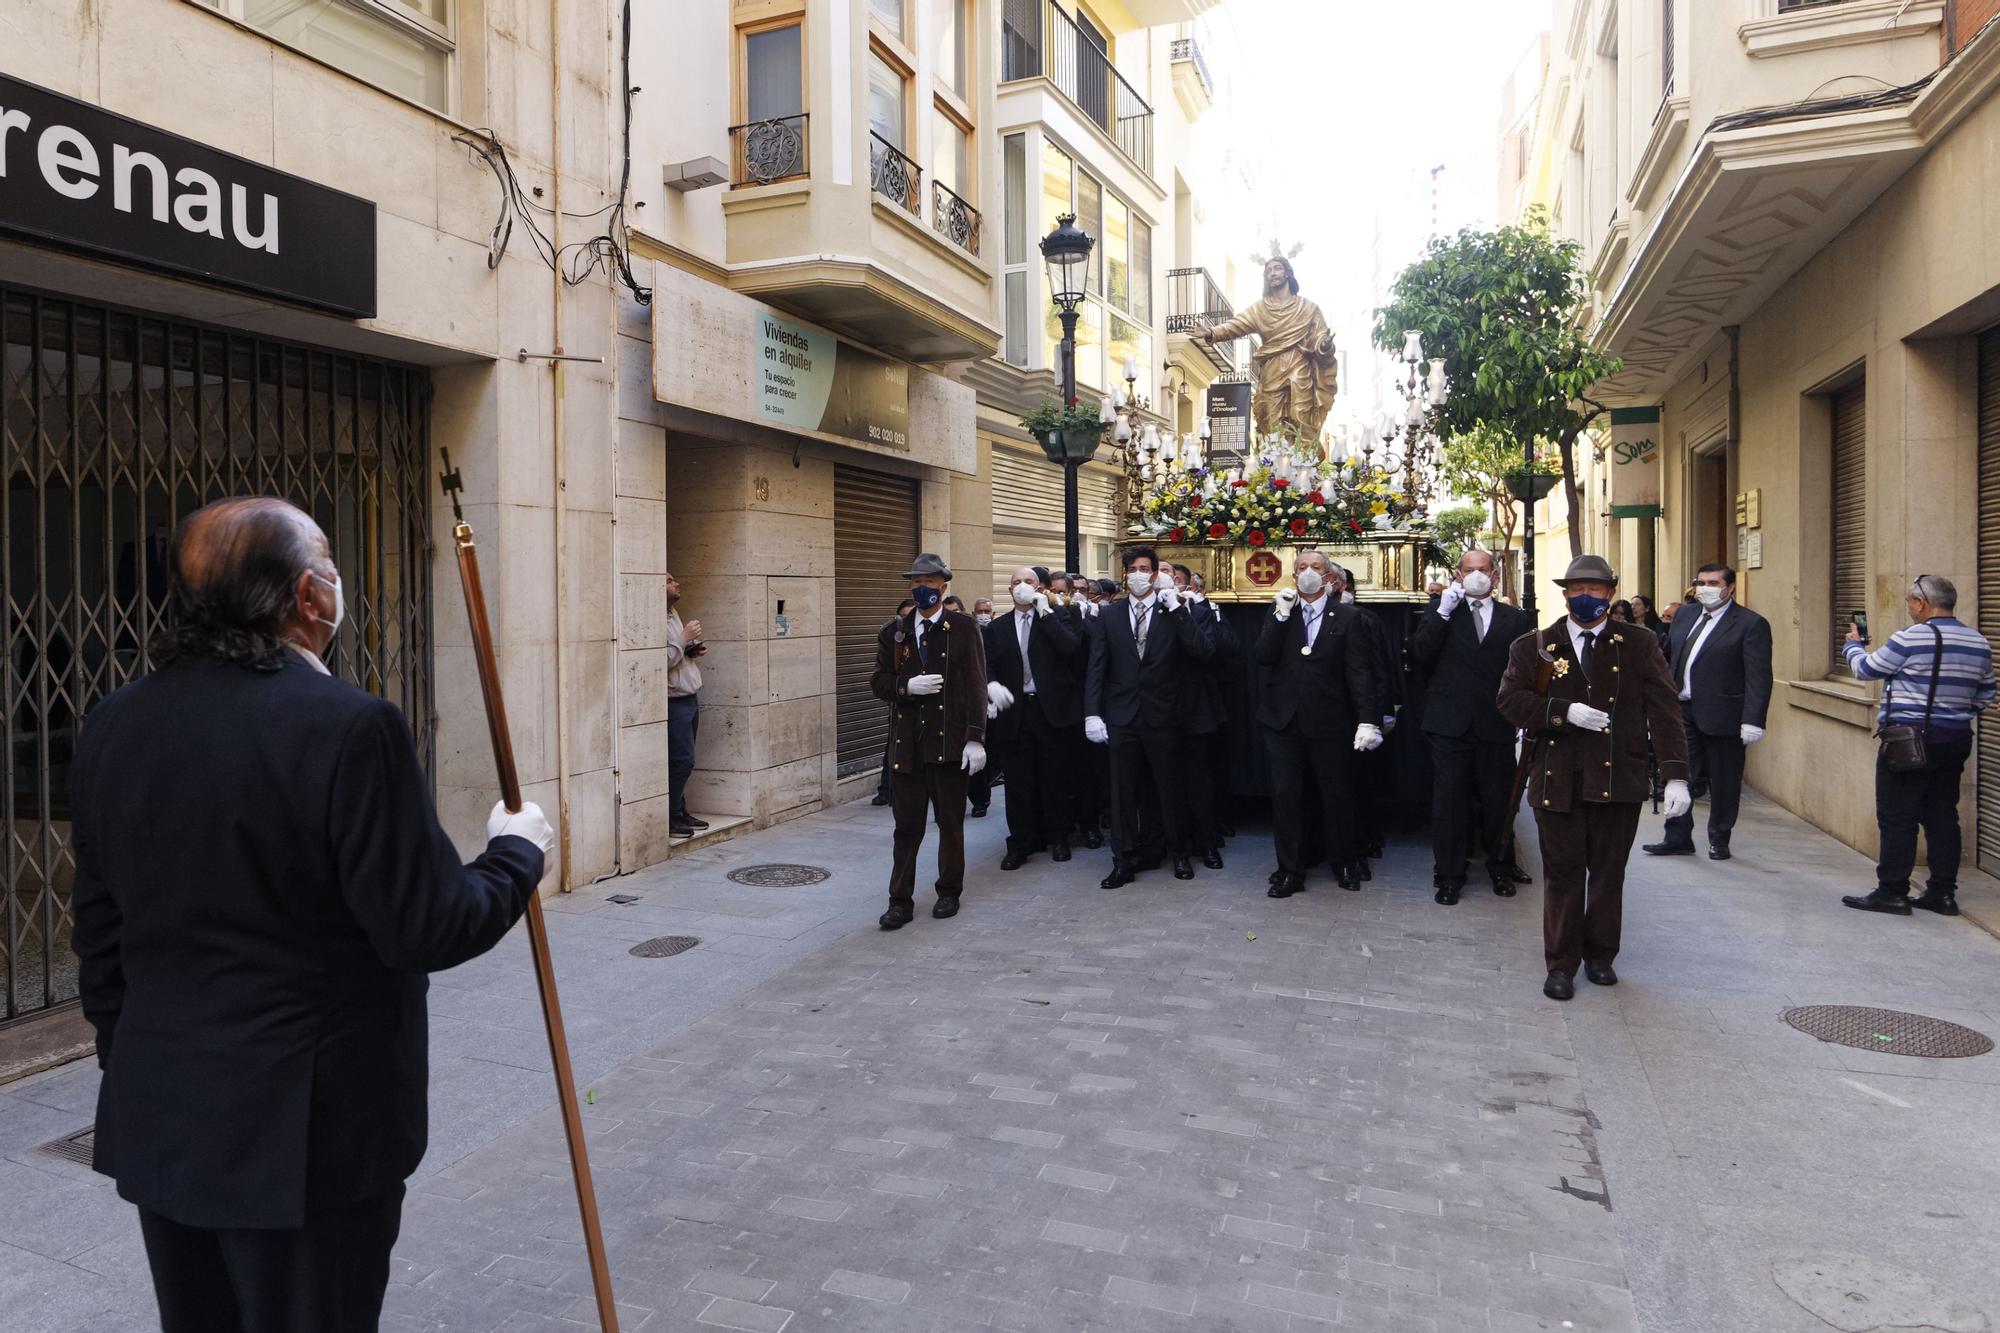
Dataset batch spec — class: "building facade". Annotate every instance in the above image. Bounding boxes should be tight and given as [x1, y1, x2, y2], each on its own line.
[1517, 0, 2000, 866]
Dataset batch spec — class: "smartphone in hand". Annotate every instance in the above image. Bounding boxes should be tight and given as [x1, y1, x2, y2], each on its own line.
[1850, 610, 1868, 641]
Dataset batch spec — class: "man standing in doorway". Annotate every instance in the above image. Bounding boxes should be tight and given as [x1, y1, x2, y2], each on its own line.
[666, 571, 707, 840]
[1498, 555, 1690, 1001]
[1413, 547, 1532, 904]
[1644, 563, 1772, 860]
[871, 554, 987, 929]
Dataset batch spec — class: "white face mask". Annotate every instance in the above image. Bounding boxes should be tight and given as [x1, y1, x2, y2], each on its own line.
[1695, 585, 1727, 608]
[311, 571, 345, 637]
[1462, 571, 1493, 598]
[1340, 590, 1355, 604]
[1011, 582, 1037, 607]
[1295, 568, 1325, 598]
[1127, 571, 1155, 598]
[975, 613, 992, 626]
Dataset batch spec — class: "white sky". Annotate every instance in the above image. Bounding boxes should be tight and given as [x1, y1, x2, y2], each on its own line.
[1199, 0, 1553, 417]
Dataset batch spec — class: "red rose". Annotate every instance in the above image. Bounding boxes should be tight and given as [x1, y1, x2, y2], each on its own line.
[1207, 522, 1228, 539]
[1289, 517, 1309, 537]
[1230, 479, 1249, 488]
[1272, 478, 1290, 489]
[1168, 526, 1186, 543]
[1347, 518, 1364, 535]
[1247, 529, 1267, 547]
[1308, 491, 1326, 506]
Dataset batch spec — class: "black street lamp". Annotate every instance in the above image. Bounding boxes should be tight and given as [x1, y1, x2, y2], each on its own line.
[1040, 212, 1096, 575]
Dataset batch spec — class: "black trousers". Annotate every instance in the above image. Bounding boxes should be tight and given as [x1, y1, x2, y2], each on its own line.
[139, 1188, 404, 1333]
[1265, 727, 1355, 875]
[1429, 731, 1515, 885]
[1108, 722, 1186, 863]
[889, 763, 968, 904]
[1876, 735, 1974, 891]
[668, 692, 699, 819]
[1535, 800, 1643, 975]
[1181, 728, 1221, 853]
[999, 705, 1072, 851]
[968, 755, 995, 812]
[875, 712, 896, 800]
[1662, 703, 1746, 847]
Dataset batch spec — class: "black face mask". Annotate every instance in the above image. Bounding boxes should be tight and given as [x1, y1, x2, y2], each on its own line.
[911, 585, 943, 611]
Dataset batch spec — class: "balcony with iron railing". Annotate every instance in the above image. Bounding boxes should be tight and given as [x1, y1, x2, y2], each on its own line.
[728, 114, 809, 186]
[1166, 266, 1238, 373]
[932, 181, 982, 257]
[1000, 0, 1155, 176]
[869, 132, 923, 217]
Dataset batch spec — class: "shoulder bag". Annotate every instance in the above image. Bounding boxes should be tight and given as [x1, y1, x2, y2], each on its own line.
[1877, 623, 1944, 773]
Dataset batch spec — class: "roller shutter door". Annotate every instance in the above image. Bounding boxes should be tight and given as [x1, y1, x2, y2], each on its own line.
[834, 466, 920, 777]
[1830, 381, 1867, 672]
[1978, 329, 2000, 873]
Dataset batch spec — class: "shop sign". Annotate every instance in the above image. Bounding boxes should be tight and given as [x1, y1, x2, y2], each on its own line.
[1607, 405, 1662, 518]
[0, 74, 377, 318]
[757, 307, 909, 450]
[1206, 380, 1251, 464]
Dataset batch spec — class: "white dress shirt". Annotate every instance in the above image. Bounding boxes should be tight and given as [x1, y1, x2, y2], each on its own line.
[1565, 617, 1606, 666]
[1677, 600, 1731, 700]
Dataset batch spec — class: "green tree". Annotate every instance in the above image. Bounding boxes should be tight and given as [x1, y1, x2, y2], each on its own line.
[1374, 208, 1622, 559]
[1438, 423, 1560, 564]
[1431, 504, 1486, 565]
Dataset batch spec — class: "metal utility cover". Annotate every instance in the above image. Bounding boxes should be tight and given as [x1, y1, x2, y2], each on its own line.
[726, 864, 833, 887]
[629, 936, 701, 959]
[38, 1125, 95, 1167]
[1782, 1006, 1994, 1059]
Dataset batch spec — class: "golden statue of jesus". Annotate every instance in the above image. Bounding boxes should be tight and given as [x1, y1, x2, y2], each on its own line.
[1198, 256, 1337, 444]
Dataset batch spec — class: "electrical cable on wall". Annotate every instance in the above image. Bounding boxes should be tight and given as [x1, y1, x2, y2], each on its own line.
[451, 0, 652, 305]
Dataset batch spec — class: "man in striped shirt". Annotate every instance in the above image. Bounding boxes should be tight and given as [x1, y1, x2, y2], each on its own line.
[1841, 575, 1996, 916]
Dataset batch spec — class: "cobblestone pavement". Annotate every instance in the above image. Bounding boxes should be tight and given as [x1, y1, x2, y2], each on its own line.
[4, 788, 2000, 1332]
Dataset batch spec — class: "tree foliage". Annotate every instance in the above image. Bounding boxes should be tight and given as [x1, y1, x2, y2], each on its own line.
[1431, 505, 1487, 564]
[1374, 209, 1622, 558]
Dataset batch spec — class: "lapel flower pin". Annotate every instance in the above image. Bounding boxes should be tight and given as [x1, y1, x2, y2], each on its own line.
[1551, 658, 1571, 678]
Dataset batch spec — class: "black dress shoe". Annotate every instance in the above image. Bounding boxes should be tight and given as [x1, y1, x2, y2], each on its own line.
[1584, 960, 1617, 986]
[1338, 862, 1362, 891]
[679, 814, 710, 830]
[1509, 864, 1532, 885]
[932, 896, 960, 919]
[1707, 843, 1731, 861]
[1490, 872, 1516, 898]
[1000, 850, 1029, 871]
[670, 821, 697, 838]
[1912, 888, 1960, 915]
[879, 903, 914, 930]
[1543, 970, 1575, 1001]
[970, 804, 989, 818]
[1100, 863, 1135, 890]
[1642, 841, 1696, 857]
[1172, 857, 1195, 880]
[1203, 849, 1224, 870]
[1843, 889, 1913, 915]
[1051, 840, 1072, 863]
[1433, 883, 1461, 906]
[870, 793, 891, 806]
[1268, 869, 1285, 885]
[1357, 859, 1373, 882]
[1083, 829, 1104, 850]
[1268, 873, 1302, 899]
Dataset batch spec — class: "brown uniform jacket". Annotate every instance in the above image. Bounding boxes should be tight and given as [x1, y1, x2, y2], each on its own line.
[1496, 618, 1689, 813]
[871, 607, 987, 772]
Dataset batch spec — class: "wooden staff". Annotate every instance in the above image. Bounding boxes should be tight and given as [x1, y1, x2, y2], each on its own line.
[440, 450, 619, 1332]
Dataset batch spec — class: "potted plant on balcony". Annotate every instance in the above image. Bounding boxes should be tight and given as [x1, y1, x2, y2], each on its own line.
[1020, 399, 1108, 464]
[1503, 450, 1562, 502]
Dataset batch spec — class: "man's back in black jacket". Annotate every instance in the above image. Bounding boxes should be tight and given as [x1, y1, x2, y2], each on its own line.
[71, 655, 545, 1232]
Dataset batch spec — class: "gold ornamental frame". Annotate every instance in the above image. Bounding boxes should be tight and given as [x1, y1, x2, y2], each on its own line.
[1119, 534, 1432, 605]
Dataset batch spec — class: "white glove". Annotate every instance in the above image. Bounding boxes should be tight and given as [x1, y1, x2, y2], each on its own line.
[1033, 592, 1052, 617]
[1354, 723, 1384, 752]
[1662, 779, 1692, 819]
[1740, 723, 1765, 745]
[1079, 599, 1099, 618]
[1189, 591, 1206, 603]
[1437, 582, 1465, 618]
[1273, 588, 1299, 622]
[987, 681, 1015, 713]
[906, 672, 944, 696]
[960, 741, 987, 776]
[488, 801, 556, 856]
[1381, 714, 1397, 732]
[1152, 572, 1174, 595]
[1565, 702, 1610, 732]
[1084, 716, 1109, 744]
[1158, 586, 1182, 612]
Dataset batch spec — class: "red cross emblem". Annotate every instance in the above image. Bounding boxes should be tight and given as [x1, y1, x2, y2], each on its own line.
[1245, 551, 1283, 587]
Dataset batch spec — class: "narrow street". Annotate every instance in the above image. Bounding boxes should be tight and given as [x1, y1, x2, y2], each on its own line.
[4, 791, 1999, 1332]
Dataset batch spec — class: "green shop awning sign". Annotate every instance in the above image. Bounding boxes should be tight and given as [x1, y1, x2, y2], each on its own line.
[1608, 406, 1662, 519]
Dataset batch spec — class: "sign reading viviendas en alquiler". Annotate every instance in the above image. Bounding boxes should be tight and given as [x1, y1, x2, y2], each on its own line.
[757, 308, 910, 451]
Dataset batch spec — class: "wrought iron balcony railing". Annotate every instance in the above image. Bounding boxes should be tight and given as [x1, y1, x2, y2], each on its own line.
[931, 180, 981, 256]
[1000, 0, 1155, 176]
[1166, 266, 1238, 372]
[869, 132, 922, 216]
[1169, 36, 1213, 99]
[728, 114, 808, 186]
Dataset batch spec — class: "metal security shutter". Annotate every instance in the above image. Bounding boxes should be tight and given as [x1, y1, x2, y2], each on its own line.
[834, 466, 919, 777]
[1977, 329, 2000, 873]
[1830, 380, 1867, 672]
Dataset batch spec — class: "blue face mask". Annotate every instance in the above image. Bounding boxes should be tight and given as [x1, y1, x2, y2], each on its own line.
[1567, 592, 1611, 624]
[911, 585, 943, 611]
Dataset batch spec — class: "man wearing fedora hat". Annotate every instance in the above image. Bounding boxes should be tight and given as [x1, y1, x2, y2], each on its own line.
[870, 553, 989, 930]
[1498, 555, 1692, 1000]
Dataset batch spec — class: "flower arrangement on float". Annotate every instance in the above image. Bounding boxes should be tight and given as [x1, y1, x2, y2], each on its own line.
[1132, 433, 1427, 548]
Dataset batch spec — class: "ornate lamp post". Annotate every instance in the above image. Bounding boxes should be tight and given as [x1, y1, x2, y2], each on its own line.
[1040, 213, 1096, 574]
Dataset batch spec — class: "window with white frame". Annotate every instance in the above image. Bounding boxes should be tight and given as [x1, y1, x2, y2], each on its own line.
[209, 0, 456, 112]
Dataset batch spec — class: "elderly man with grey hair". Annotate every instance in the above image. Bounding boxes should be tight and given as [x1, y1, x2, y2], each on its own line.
[1841, 574, 1996, 916]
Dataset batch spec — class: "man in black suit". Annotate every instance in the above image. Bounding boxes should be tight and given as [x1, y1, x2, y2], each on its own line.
[1644, 562, 1773, 860]
[1085, 545, 1214, 888]
[1048, 572, 1105, 850]
[70, 497, 552, 1333]
[1412, 547, 1534, 903]
[1165, 562, 1232, 869]
[984, 566, 1084, 869]
[1252, 552, 1383, 897]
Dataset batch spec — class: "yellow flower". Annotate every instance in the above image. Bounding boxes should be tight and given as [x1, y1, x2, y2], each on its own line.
[1371, 500, 1388, 516]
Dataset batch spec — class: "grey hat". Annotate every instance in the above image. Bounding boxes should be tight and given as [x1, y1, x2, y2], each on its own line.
[901, 552, 952, 580]
[1553, 554, 1617, 586]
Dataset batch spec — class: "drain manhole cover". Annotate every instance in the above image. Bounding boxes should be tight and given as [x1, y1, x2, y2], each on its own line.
[1782, 1006, 1993, 1058]
[630, 935, 700, 958]
[37, 1126, 94, 1167]
[726, 864, 831, 887]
